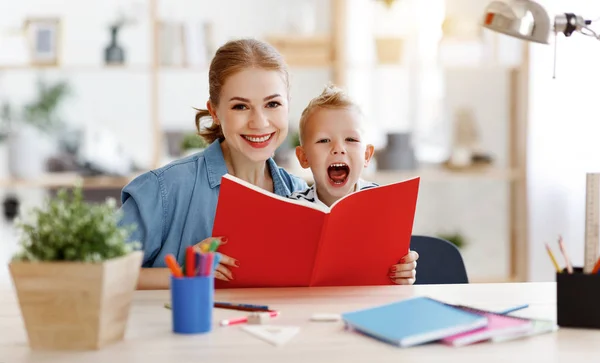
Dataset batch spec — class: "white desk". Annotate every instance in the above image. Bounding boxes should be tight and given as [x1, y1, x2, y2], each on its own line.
[1, 282, 598, 362]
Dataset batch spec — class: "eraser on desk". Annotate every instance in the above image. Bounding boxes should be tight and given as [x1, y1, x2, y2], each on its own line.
[310, 313, 341, 322]
[248, 312, 272, 325]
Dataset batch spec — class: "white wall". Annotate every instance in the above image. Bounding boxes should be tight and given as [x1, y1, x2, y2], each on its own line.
[339, 0, 517, 281]
[527, 1, 600, 281]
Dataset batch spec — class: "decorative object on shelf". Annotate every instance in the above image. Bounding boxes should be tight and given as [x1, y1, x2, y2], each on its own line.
[180, 132, 208, 156]
[437, 232, 467, 250]
[375, 132, 417, 171]
[2, 194, 19, 222]
[265, 35, 331, 67]
[8, 185, 142, 351]
[159, 21, 186, 67]
[441, 16, 483, 41]
[3, 78, 71, 179]
[203, 22, 216, 60]
[24, 18, 61, 66]
[104, 10, 135, 65]
[375, 36, 404, 65]
[77, 124, 135, 176]
[444, 107, 492, 170]
[375, 0, 399, 9]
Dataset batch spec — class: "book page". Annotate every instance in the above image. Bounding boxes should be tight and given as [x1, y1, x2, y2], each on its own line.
[311, 178, 420, 286]
[213, 174, 326, 288]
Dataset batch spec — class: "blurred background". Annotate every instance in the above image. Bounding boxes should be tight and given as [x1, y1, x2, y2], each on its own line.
[0, 0, 599, 284]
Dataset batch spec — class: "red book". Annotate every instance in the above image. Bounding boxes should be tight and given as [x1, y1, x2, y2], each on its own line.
[212, 174, 420, 288]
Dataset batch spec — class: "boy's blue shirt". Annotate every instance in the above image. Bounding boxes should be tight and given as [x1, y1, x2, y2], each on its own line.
[118, 139, 308, 267]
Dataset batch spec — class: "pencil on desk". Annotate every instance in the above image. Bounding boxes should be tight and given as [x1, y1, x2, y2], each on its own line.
[214, 302, 270, 312]
[557, 235, 573, 274]
[545, 243, 561, 273]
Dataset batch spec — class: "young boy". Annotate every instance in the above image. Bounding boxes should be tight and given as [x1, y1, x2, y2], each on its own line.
[289, 84, 418, 285]
[289, 84, 377, 207]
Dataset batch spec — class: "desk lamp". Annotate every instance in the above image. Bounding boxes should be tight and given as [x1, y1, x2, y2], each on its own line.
[482, 0, 599, 44]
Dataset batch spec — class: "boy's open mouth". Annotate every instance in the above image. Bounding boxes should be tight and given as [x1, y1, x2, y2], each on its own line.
[327, 163, 350, 186]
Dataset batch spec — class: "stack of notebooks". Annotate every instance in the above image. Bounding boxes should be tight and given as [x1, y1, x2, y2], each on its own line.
[341, 297, 557, 348]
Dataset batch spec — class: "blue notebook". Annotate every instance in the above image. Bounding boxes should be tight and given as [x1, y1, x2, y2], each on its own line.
[341, 296, 488, 348]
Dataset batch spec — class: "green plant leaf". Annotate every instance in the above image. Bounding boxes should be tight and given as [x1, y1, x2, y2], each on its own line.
[12, 184, 140, 263]
[180, 132, 208, 150]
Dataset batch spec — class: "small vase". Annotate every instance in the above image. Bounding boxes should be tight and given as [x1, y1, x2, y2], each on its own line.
[104, 26, 125, 65]
[376, 132, 417, 171]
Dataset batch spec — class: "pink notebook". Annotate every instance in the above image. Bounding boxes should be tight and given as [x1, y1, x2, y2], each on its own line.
[441, 305, 533, 347]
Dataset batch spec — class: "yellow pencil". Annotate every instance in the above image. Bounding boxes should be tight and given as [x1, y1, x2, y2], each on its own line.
[545, 242, 561, 273]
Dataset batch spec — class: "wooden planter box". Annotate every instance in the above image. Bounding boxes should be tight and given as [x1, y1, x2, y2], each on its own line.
[8, 250, 143, 351]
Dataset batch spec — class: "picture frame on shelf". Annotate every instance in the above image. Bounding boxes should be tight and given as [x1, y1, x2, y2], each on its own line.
[24, 18, 61, 66]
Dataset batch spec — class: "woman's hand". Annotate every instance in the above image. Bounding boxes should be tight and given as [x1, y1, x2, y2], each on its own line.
[389, 250, 419, 285]
[193, 237, 239, 281]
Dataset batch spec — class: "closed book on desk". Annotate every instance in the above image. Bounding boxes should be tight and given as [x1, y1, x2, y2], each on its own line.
[491, 318, 557, 342]
[341, 297, 488, 348]
[212, 173, 419, 288]
[441, 305, 533, 347]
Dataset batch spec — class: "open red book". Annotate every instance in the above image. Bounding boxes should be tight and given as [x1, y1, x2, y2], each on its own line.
[212, 174, 420, 288]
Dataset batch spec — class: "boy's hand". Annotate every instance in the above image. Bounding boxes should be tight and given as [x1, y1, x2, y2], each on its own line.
[193, 237, 239, 281]
[389, 250, 418, 285]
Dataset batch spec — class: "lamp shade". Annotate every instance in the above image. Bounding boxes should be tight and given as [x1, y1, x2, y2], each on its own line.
[482, 0, 552, 44]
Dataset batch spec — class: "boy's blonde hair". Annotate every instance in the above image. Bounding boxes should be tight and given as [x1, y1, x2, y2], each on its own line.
[297, 84, 363, 145]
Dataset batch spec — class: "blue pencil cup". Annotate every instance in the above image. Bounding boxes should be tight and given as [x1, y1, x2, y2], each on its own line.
[170, 275, 214, 334]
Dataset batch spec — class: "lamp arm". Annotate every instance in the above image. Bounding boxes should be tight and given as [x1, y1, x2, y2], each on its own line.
[554, 13, 600, 41]
[580, 24, 600, 41]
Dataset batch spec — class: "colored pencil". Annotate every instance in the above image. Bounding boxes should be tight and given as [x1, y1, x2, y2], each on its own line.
[165, 254, 183, 277]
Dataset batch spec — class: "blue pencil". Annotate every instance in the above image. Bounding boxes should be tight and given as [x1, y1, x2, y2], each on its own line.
[497, 304, 529, 315]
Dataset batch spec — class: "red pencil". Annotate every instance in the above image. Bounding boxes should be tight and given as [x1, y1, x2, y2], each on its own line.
[185, 246, 195, 277]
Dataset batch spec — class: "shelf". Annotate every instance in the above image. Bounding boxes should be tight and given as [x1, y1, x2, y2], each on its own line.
[290, 166, 522, 184]
[0, 64, 152, 72]
[0, 173, 140, 189]
[0, 64, 210, 72]
[158, 65, 208, 72]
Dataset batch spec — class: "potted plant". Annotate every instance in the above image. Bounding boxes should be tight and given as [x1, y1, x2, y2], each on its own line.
[437, 232, 467, 250]
[8, 185, 142, 351]
[180, 132, 208, 156]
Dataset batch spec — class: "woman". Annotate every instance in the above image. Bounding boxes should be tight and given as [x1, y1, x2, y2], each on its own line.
[119, 39, 418, 289]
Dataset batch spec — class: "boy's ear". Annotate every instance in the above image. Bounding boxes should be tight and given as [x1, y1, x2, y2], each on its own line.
[295, 146, 310, 169]
[363, 144, 375, 167]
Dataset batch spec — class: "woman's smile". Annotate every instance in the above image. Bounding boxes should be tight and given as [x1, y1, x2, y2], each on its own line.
[241, 132, 275, 148]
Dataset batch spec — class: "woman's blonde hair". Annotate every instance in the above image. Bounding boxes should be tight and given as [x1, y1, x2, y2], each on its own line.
[195, 39, 290, 144]
[297, 83, 361, 145]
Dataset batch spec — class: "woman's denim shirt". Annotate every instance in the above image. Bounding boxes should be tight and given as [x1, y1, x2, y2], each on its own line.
[118, 139, 307, 267]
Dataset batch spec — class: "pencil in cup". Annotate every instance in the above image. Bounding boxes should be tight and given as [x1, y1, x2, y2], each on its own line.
[545, 243, 561, 273]
[164, 252, 222, 334]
